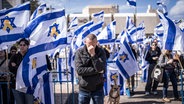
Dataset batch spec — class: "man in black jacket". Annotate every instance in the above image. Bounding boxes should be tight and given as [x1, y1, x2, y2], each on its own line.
[75, 34, 106, 104]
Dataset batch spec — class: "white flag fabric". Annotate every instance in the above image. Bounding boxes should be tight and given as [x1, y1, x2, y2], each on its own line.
[97, 20, 116, 44]
[30, 3, 47, 20]
[157, 10, 184, 52]
[127, 0, 136, 7]
[16, 9, 67, 104]
[0, 2, 30, 47]
[116, 38, 139, 79]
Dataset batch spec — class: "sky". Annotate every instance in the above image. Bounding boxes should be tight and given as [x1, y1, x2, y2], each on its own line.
[39, 0, 184, 20]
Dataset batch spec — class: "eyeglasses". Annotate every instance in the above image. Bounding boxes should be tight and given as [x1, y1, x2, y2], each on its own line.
[152, 44, 156, 46]
[19, 44, 26, 46]
[11, 51, 16, 53]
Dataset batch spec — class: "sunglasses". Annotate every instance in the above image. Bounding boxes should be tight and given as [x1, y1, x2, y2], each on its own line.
[19, 44, 27, 46]
[11, 51, 16, 53]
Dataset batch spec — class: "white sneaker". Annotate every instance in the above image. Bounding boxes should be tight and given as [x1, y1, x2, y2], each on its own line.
[162, 97, 171, 102]
[145, 92, 150, 95]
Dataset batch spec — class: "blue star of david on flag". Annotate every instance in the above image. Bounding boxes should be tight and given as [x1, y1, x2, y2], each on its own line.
[110, 72, 118, 81]
[48, 23, 60, 39]
[0, 16, 16, 33]
[119, 51, 129, 62]
[63, 69, 70, 76]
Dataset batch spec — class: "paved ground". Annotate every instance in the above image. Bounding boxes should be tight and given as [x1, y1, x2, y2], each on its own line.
[54, 81, 183, 104]
[113, 82, 183, 104]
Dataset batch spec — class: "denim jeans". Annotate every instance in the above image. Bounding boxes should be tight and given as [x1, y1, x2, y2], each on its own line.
[162, 69, 179, 98]
[78, 88, 104, 104]
[12, 89, 34, 104]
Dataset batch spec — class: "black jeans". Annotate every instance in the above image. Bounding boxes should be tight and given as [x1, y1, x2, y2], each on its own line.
[0, 82, 8, 104]
[145, 64, 159, 92]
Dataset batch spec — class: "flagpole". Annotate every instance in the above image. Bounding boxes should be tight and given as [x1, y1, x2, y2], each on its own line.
[133, 2, 139, 89]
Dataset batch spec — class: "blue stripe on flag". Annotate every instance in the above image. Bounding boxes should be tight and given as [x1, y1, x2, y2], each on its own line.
[0, 2, 30, 16]
[123, 40, 135, 60]
[107, 25, 112, 39]
[0, 33, 23, 44]
[127, 0, 136, 7]
[74, 21, 93, 36]
[165, 16, 176, 50]
[119, 74, 124, 95]
[58, 58, 62, 82]
[27, 65, 47, 94]
[24, 9, 65, 38]
[98, 39, 116, 44]
[116, 59, 130, 79]
[90, 21, 103, 32]
[43, 73, 51, 104]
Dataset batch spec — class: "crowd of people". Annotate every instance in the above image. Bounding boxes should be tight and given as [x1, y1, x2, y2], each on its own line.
[0, 34, 183, 104]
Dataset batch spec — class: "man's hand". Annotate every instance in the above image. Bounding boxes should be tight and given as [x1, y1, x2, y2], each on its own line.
[152, 56, 158, 60]
[87, 45, 95, 57]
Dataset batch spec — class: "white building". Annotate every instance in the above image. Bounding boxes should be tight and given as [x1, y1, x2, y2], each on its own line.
[68, 5, 160, 35]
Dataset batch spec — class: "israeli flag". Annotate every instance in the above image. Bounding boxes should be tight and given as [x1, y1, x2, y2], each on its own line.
[157, 10, 184, 52]
[68, 17, 78, 30]
[92, 10, 104, 22]
[127, 0, 136, 7]
[74, 21, 93, 36]
[33, 72, 54, 104]
[116, 37, 139, 79]
[0, 2, 30, 47]
[16, 9, 67, 98]
[140, 49, 149, 82]
[75, 21, 103, 47]
[104, 62, 125, 95]
[30, 3, 47, 20]
[126, 22, 145, 44]
[97, 20, 116, 44]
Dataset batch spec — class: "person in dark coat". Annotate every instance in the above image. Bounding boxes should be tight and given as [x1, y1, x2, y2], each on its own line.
[9, 38, 34, 104]
[75, 34, 106, 104]
[145, 42, 161, 95]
